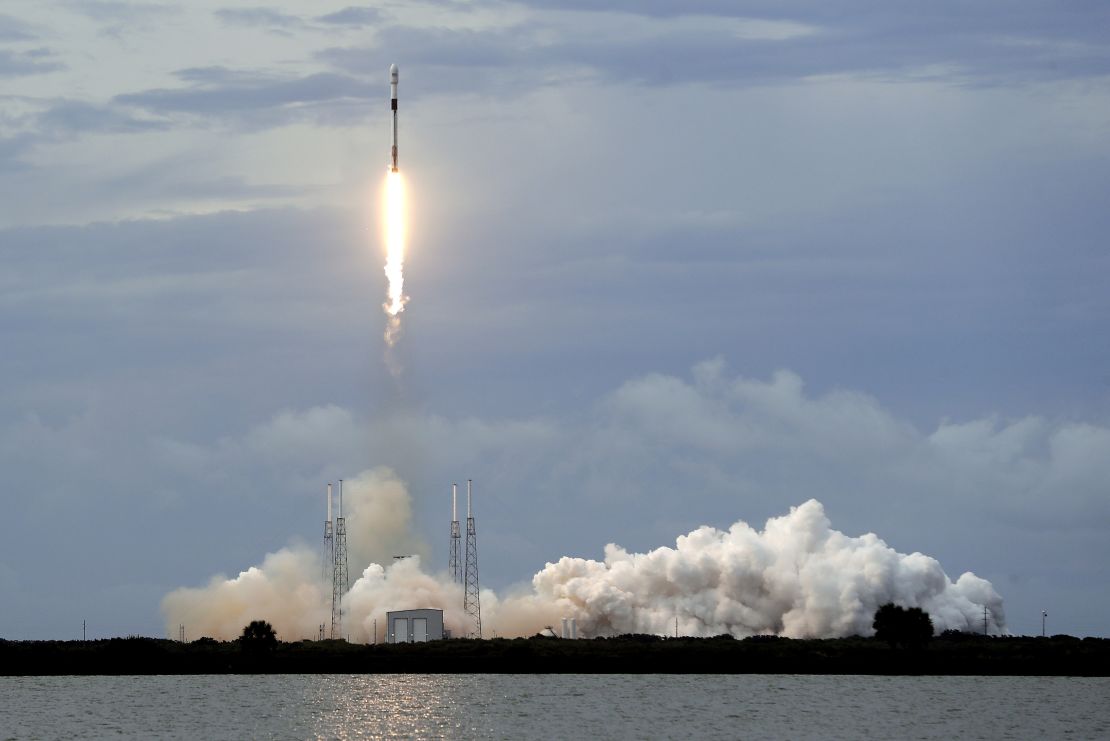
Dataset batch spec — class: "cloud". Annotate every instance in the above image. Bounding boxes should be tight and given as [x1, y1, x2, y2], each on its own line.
[138, 356, 1110, 603]
[0, 48, 64, 77]
[0, 132, 38, 172]
[214, 7, 305, 30]
[61, 2, 1108, 142]
[530, 498, 1004, 638]
[316, 7, 382, 28]
[34, 100, 168, 134]
[311, 4, 1110, 91]
[63, 1, 177, 22]
[114, 70, 372, 127]
[0, 96, 167, 176]
[572, 361, 1110, 532]
[162, 543, 328, 641]
[0, 13, 37, 42]
[161, 466, 432, 641]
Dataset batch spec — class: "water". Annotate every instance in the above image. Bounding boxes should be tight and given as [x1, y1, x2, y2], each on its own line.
[2, 674, 1107, 740]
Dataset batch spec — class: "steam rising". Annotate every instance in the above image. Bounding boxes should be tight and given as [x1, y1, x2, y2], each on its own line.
[532, 498, 1004, 637]
[163, 470, 1004, 641]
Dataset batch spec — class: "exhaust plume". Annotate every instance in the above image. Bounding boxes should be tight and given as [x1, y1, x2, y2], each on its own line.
[163, 476, 1003, 641]
[382, 171, 406, 369]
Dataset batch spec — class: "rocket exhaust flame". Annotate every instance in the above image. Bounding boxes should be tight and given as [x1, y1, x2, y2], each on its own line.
[383, 170, 406, 341]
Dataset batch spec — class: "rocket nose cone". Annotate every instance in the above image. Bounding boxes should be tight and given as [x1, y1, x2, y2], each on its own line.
[390, 64, 398, 83]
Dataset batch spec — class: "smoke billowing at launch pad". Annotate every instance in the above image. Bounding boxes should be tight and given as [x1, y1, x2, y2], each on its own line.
[162, 467, 1004, 641]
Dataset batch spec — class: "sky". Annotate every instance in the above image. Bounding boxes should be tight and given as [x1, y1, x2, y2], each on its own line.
[2, 0, 1109, 639]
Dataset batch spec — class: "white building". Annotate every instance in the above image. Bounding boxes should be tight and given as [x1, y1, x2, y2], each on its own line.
[387, 609, 445, 643]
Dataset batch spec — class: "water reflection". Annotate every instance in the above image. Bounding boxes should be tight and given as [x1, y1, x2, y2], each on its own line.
[297, 675, 490, 739]
[1, 674, 1108, 740]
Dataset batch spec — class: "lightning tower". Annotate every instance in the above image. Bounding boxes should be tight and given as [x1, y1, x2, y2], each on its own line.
[463, 479, 482, 638]
[322, 483, 334, 582]
[449, 483, 461, 584]
[331, 478, 349, 639]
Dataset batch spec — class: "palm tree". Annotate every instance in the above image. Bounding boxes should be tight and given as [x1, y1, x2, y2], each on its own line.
[239, 620, 278, 651]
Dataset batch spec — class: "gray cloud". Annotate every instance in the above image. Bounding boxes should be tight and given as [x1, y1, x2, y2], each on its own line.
[517, 0, 1110, 37]
[35, 100, 168, 134]
[312, 2, 1110, 90]
[101, 165, 311, 201]
[86, 3, 1110, 136]
[0, 13, 37, 42]
[0, 132, 38, 172]
[316, 6, 382, 28]
[171, 66, 278, 85]
[214, 7, 304, 29]
[114, 70, 372, 126]
[0, 48, 64, 77]
[63, 1, 177, 21]
[0, 98, 167, 173]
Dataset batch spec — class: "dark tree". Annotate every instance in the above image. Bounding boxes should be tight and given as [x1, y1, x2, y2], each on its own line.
[873, 603, 934, 648]
[239, 620, 278, 651]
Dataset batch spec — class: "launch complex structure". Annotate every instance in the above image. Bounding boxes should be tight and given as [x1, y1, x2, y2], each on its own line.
[320, 478, 482, 641]
[315, 65, 482, 642]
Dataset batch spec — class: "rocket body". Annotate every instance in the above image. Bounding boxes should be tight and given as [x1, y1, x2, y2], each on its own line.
[390, 64, 398, 172]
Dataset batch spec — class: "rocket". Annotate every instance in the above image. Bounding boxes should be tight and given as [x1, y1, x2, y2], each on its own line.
[390, 63, 398, 172]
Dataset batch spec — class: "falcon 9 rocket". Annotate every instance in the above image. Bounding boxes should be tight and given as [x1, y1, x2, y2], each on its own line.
[390, 64, 398, 172]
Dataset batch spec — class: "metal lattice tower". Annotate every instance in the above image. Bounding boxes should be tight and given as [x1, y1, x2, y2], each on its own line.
[449, 483, 462, 584]
[323, 483, 334, 583]
[331, 479, 349, 640]
[463, 479, 482, 638]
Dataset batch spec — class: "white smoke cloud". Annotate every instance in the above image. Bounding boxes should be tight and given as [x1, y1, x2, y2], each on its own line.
[163, 470, 1004, 641]
[341, 467, 429, 570]
[531, 499, 1003, 638]
[161, 466, 428, 641]
[162, 545, 328, 642]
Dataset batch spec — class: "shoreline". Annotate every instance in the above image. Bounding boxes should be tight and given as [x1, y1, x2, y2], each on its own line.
[3, 634, 1107, 677]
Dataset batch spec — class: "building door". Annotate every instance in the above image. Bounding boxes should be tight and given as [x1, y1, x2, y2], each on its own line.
[394, 618, 408, 643]
[413, 618, 428, 642]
